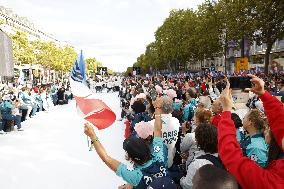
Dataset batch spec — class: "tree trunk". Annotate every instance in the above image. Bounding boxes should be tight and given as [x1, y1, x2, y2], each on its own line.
[264, 42, 273, 75]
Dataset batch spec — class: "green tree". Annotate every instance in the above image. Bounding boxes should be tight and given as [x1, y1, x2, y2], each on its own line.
[11, 31, 36, 65]
[61, 46, 77, 72]
[218, 0, 284, 74]
[195, 1, 223, 61]
[85, 57, 102, 74]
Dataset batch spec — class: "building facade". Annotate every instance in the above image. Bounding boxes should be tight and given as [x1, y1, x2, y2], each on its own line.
[188, 39, 284, 73]
[0, 6, 59, 43]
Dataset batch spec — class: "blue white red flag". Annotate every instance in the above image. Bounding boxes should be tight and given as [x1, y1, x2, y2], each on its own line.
[69, 50, 116, 130]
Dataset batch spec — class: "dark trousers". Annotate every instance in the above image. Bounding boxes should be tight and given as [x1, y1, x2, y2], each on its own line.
[2, 114, 21, 131]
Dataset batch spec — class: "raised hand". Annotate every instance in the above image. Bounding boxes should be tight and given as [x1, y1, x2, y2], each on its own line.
[247, 74, 265, 96]
[219, 79, 233, 112]
[84, 122, 96, 138]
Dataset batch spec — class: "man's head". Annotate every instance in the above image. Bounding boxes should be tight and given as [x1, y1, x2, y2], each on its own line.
[198, 96, 212, 109]
[211, 99, 223, 114]
[160, 96, 173, 114]
[193, 164, 238, 189]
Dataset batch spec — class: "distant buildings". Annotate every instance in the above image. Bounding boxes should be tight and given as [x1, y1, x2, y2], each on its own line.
[188, 39, 284, 73]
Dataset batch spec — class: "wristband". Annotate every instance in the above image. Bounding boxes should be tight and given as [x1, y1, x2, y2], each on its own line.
[91, 137, 99, 144]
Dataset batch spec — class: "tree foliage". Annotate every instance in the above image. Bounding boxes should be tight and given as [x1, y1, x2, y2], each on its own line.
[85, 57, 103, 74]
[134, 0, 284, 74]
[9, 31, 106, 74]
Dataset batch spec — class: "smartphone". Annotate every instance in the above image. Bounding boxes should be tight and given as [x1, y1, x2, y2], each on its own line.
[229, 76, 252, 89]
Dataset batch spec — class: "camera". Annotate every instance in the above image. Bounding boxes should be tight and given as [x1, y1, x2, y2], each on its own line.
[229, 76, 252, 89]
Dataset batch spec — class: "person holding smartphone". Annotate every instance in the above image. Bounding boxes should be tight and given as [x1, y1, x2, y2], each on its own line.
[218, 74, 284, 189]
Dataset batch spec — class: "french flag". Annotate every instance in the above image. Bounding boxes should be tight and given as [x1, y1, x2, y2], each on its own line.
[69, 51, 116, 130]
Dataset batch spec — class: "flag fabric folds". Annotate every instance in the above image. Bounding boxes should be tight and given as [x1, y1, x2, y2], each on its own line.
[69, 51, 116, 130]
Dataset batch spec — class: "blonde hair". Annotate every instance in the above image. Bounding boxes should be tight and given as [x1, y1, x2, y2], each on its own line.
[247, 109, 267, 132]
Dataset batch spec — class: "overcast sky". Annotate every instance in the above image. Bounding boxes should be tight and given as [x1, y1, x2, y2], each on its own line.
[1, 0, 204, 72]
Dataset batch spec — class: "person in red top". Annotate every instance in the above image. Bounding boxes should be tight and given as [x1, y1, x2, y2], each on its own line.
[201, 82, 206, 93]
[218, 74, 284, 189]
[211, 99, 222, 127]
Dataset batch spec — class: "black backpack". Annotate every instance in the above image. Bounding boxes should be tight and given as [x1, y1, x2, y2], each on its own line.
[196, 154, 225, 169]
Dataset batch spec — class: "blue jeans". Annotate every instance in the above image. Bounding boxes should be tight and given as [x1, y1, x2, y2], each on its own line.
[14, 115, 21, 129]
[31, 104, 38, 116]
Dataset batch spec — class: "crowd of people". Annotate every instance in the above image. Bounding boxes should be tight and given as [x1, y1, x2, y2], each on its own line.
[88, 76, 121, 93]
[0, 80, 72, 133]
[84, 71, 284, 189]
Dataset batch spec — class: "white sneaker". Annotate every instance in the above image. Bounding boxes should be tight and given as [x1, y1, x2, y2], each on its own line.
[0, 130, 5, 134]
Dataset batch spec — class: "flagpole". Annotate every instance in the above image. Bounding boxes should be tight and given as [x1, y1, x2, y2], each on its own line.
[87, 136, 93, 151]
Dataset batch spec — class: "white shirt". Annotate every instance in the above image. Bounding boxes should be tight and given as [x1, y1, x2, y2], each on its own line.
[149, 114, 180, 168]
[180, 132, 203, 168]
[180, 152, 218, 189]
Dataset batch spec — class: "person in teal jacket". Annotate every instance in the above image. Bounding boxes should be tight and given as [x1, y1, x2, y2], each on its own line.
[182, 88, 197, 122]
[241, 109, 268, 168]
[0, 96, 22, 131]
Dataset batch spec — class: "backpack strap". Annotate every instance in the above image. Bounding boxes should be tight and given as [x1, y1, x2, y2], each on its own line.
[240, 137, 251, 156]
[196, 154, 225, 169]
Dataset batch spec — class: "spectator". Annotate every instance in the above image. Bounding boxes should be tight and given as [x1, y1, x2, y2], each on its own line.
[57, 85, 66, 105]
[84, 97, 177, 189]
[18, 87, 37, 120]
[192, 164, 238, 189]
[240, 109, 268, 168]
[277, 80, 284, 98]
[180, 108, 212, 168]
[134, 121, 168, 167]
[130, 99, 151, 134]
[180, 123, 221, 189]
[0, 95, 22, 131]
[182, 88, 197, 122]
[218, 75, 284, 189]
[148, 96, 180, 168]
[211, 99, 223, 127]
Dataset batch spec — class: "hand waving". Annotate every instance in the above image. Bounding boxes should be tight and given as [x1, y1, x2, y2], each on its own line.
[220, 78, 233, 112]
[84, 122, 96, 138]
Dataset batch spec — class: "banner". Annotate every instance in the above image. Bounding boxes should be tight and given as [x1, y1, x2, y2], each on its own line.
[0, 30, 14, 77]
[235, 57, 249, 72]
